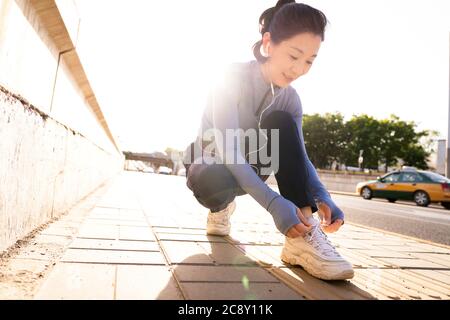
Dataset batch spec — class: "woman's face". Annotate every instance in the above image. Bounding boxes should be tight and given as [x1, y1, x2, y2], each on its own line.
[262, 32, 322, 87]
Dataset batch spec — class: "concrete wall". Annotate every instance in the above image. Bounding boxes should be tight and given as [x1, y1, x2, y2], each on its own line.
[317, 171, 378, 193]
[267, 171, 379, 194]
[0, 0, 123, 253]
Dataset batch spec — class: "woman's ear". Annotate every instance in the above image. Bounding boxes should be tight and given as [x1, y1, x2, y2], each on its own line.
[261, 32, 272, 57]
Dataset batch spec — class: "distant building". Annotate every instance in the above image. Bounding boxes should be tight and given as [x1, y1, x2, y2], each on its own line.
[436, 139, 446, 175]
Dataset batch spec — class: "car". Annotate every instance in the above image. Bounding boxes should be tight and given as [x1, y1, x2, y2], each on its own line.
[157, 166, 172, 175]
[356, 167, 450, 209]
[143, 166, 155, 173]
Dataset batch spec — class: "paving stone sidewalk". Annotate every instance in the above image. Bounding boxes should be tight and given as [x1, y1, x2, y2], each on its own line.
[12, 171, 450, 300]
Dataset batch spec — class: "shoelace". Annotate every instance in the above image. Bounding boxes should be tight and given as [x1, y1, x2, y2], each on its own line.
[304, 223, 340, 257]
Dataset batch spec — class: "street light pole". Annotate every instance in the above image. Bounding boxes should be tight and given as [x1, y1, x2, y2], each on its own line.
[447, 32, 450, 177]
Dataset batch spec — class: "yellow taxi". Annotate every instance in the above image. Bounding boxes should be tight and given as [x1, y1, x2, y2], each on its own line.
[356, 167, 450, 209]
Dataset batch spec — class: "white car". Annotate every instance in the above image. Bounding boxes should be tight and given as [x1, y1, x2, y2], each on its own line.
[143, 166, 155, 173]
[158, 166, 172, 175]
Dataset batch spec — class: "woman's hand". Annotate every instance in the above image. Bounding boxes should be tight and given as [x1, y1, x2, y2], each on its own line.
[286, 207, 313, 238]
[317, 202, 344, 233]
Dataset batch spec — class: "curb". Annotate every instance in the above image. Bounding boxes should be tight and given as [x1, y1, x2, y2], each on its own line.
[345, 221, 450, 250]
[329, 190, 359, 197]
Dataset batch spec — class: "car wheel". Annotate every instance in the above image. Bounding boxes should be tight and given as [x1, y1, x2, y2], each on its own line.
[361, 187, 372, 200]
[387, 198, 396, 203]
[414, 191, 430, 207]
[442, 202, 450, 210]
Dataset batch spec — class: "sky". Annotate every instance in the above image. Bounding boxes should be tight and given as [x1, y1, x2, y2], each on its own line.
[75, 0, 450, 153]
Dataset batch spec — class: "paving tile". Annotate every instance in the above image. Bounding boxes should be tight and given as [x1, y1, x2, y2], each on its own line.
[401, 269, 450, 294]
[236, 245, 285, 267]
[381, 269, 449, 299]
[333, 239, 371, 250]
[376, 257, 448, 269]
[173, 265, 279, 282]
[60, 248, 166, 265]
[197, 242, 258, 266]
[77, 225, 118, 239]
[181, 282, 303, 300]
[118, 208, 145, 216]
[269, 267, 375, 300]
[115, 265, 183, 300]
[146, 216, 179, 228]
[402, 243, 450, 254]
[153, 227, 206, 235]
[84, 218, 149, 227]
[69, 239, 160, 252]
[161, 241, 214, 265]
[175, 220, 209, 229]
[352, 249, 412, 259]
[34, 263, 115, 299]
[95, 200, 139, 210]
[350, 272, 403, 300]
[155, 232, 227, 243]
[228, 231, 284, 245]
[90, 207, 121, 216]
[40, 225, 76, 237]
[405, 252, 450, 266]
[356, 269, 432, 300]
[33, 234, 73, 246]
[116, 214, 147, 222]
[406, 270, 450, 290]
[338, 247, 391, 268]
[119, 226, 156, 241]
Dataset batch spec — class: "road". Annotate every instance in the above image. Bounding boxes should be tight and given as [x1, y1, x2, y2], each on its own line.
[332, 194, 450, 246]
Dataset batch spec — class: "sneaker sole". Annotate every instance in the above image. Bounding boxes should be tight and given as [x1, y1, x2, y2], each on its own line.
[281, 247, 354, 280]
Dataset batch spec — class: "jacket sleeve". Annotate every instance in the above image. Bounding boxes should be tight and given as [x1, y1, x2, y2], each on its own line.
[208, 69, 301, 234]
[289, 91, 345, 222]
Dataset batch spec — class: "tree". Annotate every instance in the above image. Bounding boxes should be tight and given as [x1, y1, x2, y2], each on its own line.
[341, 115, 381, 170]
[303, 113, 346, 168]
[302, 113, 431, 171]
[345, 115, 432, 171]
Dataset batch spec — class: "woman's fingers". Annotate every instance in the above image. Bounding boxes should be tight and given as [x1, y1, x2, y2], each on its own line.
[294, 222, 312, 235]
[286, 227, 301, 238]
[288, 207, 316, 238]
[286, 222, 312, 238]
[321, 219, 343, 233]
[318, 202, 332, 226]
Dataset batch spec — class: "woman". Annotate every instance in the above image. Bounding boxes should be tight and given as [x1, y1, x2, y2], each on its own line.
[183, 0, 353, 280]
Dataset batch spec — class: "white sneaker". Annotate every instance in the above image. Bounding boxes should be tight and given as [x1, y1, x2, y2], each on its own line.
[206, 201, 236, 236]
[281, 216, 354, 280]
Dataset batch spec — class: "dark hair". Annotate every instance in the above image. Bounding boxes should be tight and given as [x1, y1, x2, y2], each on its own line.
[253, 0, 328, 63]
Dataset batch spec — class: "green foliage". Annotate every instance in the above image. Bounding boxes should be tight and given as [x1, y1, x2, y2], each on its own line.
[302, 113, 432, 171]
[303, 113, 346, 168]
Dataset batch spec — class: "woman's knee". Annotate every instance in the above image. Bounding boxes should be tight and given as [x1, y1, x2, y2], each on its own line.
[186, 163, 237, 211]
[261, 111, 296, 131]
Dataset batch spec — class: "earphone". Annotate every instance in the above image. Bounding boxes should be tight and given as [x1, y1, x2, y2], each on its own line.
[261, 42, 270, 58]
[245, 80, 283, 172]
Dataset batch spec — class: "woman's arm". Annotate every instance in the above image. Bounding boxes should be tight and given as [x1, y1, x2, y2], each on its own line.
[288, 90, 345, 223]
